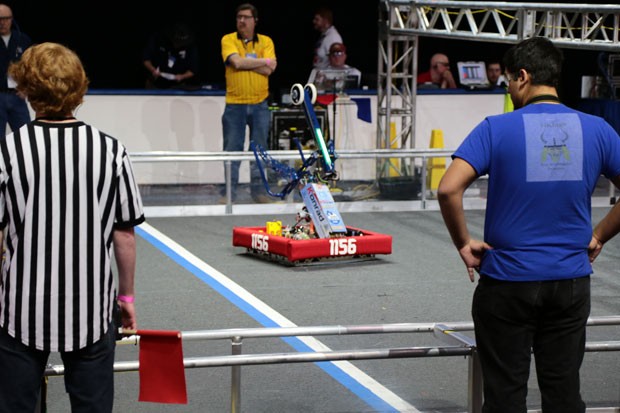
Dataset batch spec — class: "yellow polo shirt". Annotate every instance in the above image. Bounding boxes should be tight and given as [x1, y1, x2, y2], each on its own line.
[221, 32, 276, 104]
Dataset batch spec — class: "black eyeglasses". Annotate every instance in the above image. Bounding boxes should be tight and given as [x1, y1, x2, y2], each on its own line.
[504, 72, 518, 82]
[432, 62, 449, 69]
[236, 15, 254, 21]
[330, 51, 344, 56]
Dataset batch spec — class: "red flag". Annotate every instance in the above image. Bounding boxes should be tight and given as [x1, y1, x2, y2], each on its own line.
[138, 330, 188, 404]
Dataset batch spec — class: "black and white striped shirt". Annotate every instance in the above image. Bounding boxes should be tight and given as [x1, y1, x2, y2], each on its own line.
[0, 120, 145, 351]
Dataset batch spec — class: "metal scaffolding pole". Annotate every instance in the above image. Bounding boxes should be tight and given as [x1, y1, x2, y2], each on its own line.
[377, 0, 620, 180]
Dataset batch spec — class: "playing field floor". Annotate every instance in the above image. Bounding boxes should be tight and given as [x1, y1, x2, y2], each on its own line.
[40, 195, 620, 413]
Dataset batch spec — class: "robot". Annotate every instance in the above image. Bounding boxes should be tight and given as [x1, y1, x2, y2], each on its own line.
[251, 83, 338, 200]
[233, 83, 392, 265]
[251, 83, 346, 239]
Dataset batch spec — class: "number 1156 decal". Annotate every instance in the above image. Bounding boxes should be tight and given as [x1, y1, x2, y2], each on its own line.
[252, 233, 358, 256]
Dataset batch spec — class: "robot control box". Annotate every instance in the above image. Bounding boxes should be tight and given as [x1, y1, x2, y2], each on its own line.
[300, 183, 347, 238]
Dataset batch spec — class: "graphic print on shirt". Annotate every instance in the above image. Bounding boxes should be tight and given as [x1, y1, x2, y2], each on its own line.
[524, 113, 583, 182]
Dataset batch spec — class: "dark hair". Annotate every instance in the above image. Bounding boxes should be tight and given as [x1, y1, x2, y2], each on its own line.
[237, 3, 258, 19]
[329, 42, 346, 54]
[315, 7, 333, 24]
[167, 23, 193, 49]
[502, 37, 563, 88]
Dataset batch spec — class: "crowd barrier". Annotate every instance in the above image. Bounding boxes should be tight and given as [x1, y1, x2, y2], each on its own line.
[43, 316, 620, 413]
[129, 148, 617, 215]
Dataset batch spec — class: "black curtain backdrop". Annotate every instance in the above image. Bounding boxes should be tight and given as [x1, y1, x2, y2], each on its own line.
[9, 0, 612, 106]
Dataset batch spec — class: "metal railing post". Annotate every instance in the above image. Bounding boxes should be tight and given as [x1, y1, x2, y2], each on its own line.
[230, 336, 242, 413]
[420, 155, 428, 209]
[224, 160, 232, 214]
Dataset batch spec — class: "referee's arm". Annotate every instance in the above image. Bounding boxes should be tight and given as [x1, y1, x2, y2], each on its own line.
[114, 227, 137, 330]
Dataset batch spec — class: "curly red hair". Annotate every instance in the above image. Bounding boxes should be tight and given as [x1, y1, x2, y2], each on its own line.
[8, 42, 89, 116]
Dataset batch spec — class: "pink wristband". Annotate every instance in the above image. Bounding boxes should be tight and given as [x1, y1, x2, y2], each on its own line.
[117, 294, 135, 303]
[265, 58, 271, 66]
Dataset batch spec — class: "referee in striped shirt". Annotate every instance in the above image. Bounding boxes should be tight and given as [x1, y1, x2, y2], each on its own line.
[0, 42, 145, 413]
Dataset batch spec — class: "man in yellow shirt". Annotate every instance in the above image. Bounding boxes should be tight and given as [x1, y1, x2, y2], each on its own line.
[220, 3, 277, 203]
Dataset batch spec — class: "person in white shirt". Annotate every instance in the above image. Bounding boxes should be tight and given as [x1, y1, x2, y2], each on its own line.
[486, 60, 507, 87]
[308, 43, 361, 93]
[312, 7, 342, 69]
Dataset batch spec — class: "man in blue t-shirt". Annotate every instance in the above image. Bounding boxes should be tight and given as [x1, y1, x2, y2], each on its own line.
[438, 37, 620, 412]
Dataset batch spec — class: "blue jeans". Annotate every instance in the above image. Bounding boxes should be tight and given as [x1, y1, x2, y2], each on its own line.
[0, 324, 116, 413]
[472, 275, 590, 413]
[221, 100, 270, 198]
[0, 91, 31, 134]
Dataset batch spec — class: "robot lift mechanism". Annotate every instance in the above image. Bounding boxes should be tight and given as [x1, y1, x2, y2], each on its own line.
[232, 83, 392, 265]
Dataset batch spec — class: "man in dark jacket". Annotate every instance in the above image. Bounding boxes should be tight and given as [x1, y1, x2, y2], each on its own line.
[0, 4, 31, 134]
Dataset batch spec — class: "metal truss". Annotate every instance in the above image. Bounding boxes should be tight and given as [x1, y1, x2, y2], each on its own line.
[377, 0, 620, 179]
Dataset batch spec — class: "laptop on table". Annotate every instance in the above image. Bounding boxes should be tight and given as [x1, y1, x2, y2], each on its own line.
[457, 61, 494, 91]
[312, 69, 360, 94]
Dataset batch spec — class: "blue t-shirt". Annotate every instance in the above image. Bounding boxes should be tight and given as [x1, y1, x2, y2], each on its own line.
[454, 103, 620, 281]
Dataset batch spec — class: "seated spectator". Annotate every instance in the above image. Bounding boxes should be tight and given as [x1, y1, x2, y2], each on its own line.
[417, 53, 457, 89]
[486, 59, 507, 87]
[143, 22, 200, 90]
[308, 43, 361, 93]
